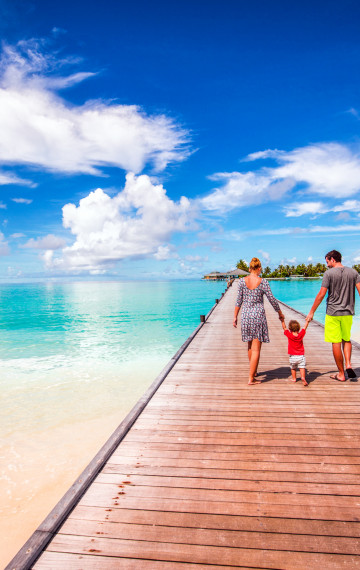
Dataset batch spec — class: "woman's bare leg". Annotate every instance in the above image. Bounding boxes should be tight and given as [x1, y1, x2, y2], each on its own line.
[248, 341, 258, 377]
[248, 339, 262, 384]
[247, 341, 252, 364]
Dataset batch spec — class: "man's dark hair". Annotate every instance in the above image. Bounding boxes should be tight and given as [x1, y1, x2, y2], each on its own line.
[325, 250, 342, 262]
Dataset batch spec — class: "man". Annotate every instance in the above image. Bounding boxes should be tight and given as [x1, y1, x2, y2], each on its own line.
[306, 250, 360, 381]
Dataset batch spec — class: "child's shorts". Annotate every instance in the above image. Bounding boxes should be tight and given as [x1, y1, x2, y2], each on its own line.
[289, 355, 306, 369]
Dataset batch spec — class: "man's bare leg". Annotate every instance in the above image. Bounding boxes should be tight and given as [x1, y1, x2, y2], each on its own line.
[331, 342, 346, 381]
[342, 340, 352, 369]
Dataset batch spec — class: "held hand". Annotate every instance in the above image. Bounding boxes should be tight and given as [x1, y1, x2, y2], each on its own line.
[233, 318, 237, 328]
[278, 311, 285, 322]
[306, 312, 314, 323]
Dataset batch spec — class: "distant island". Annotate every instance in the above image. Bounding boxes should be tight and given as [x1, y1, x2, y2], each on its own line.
[204, 260, 360, 280]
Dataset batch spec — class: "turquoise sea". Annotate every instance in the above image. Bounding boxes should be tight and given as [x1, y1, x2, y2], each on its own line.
[1, 278, 360, 566]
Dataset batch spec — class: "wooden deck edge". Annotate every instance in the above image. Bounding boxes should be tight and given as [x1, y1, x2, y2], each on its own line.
[6, 286, 226, 570]
[278, 300, 360, 350]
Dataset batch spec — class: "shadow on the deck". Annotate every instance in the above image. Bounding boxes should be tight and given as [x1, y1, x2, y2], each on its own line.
[259, 366, 333, 383]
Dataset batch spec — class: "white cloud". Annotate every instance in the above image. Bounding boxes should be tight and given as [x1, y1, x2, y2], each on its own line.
[258, 249, 270, 263]
[153, 245, 178, 260]
[283, 201, 327, 217]
[201, 171, 292, 213]
[46, 173, 193, 273]
[0, 40, 190, 181]
[0, 170, 34, 186]
[202, 142, 360, 214]
[333, 200, 360, 212]
[229, 223, 360, 241]
[23, 234, 66, 250]
[284, 199, 360, 218]
[12, 198, 32, 204]
[249, 143, 360, 197]
[0, 202, 6, 209]
[10, 233, 25, 238]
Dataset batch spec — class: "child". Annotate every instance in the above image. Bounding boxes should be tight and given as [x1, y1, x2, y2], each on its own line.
[282, 319, 309, 386]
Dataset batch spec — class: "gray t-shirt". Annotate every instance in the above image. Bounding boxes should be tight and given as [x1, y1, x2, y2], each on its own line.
[322, 266, 360, 316]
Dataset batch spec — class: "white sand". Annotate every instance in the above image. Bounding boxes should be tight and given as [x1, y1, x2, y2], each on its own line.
[0, 358, 165, 568]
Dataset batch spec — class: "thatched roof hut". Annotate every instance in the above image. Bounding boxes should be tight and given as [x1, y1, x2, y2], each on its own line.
[225, 268, 249, 277]
[203, 268, 249, 280]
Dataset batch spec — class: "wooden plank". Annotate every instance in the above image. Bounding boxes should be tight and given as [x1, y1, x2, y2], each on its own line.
[57, 518, 360, 555]
[35, 552, 233, 569]
[68, 505, 360, 538]
[94, 471, 360, 496]
[102, 463, 360, 485]
[44, 534, 360, 569]
[78, 480, 360, 508]
[109, 452, 360, 472]
[75, 492, 360, 522]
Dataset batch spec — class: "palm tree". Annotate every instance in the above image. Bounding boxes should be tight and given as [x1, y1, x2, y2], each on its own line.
[237, 259, 249, 272]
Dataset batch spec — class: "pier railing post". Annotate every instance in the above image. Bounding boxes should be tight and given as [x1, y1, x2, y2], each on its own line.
[200, 315, 205, 322]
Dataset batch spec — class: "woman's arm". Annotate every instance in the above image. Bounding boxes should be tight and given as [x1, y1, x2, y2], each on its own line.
[262, 279, 284, 320]
[233, 281, 244, 327]
[233, 305, 240, 328]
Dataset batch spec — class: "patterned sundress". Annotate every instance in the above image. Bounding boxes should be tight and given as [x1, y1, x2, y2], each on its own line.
[235, 278, 280, 343]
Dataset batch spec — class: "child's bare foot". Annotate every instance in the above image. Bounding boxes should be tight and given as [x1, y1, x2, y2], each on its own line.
[291, 378, 297, 383]
[248, 379, 261, 385]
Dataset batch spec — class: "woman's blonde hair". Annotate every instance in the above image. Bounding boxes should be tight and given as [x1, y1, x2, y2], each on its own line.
[249, 257, 261, 271]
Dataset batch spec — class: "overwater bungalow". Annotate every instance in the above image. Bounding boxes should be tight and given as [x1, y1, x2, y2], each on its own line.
[203, 268, 249, 280]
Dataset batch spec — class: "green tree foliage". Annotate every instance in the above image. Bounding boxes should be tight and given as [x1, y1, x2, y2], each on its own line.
[353, 264, 360, 273]
[236, 259, 249, 272]
[258, 262, 327, 278]
[234, 258, 328, 277]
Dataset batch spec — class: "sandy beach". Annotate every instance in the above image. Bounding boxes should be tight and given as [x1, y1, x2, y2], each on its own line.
[0, 363, 162, 568]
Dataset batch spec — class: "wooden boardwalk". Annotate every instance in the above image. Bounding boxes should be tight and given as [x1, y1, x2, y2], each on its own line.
[9, 283, 360, 569]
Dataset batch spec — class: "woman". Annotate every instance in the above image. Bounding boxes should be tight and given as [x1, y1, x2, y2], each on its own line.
[233, 257, 284, 385]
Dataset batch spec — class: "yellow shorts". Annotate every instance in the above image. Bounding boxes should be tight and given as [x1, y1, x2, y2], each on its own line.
[324, 314, 353, 343]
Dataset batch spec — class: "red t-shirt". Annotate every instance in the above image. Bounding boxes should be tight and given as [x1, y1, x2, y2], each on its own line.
[284, 329, 306, 355]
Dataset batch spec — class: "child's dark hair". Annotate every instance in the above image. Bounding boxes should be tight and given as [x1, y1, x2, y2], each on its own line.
[288, 320, 300, 332]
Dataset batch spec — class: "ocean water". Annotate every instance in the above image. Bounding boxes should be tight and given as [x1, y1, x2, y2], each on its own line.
[2, 278, 360, 566]
[0, 281, 226, 437]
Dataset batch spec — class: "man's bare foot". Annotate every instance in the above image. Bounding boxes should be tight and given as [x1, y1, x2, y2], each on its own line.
[248, 379, 261, 385]
[330, 374, 346, 382]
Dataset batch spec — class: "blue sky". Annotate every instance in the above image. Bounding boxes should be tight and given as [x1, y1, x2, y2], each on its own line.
[1, 0, 360, 280]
